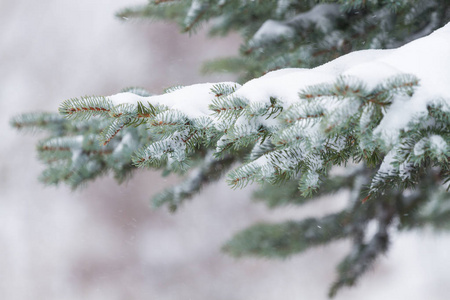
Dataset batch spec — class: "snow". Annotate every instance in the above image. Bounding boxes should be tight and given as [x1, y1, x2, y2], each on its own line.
[70, 135, 84, 162]
[234, 68, 335, 105]
[318, 48, 392, 75]
[108, 92, 143, 106]
[377, 150, 397, 176]
[186, 0, 202, 24]
[414, 135, 448, 157]
[252, 4, 342, 43]
[363, 219, 379, 244]
[429, 135, 447, 154]
[373, 93, 424, 146]
[382, 24, 450, 97]
[237, 19, 450, 112]
[73, 135, 84, 145]
[250, 4, 341, 45]
[113, 132, 132, 154]
[370, 24, 450, 144]
[231, 48, 394, 107]
[359, 104, 374, 131]
[304, 172, 320, 187]
[251, 20, 294, 43]
[372, 145, 415, 185]
[108, 82, 240, 119]
[413, 137, 428, 156]
[342, 61, 400, 89]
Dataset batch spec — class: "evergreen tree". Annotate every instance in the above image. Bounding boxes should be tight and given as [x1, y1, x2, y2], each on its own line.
[11, 1, 450, 297]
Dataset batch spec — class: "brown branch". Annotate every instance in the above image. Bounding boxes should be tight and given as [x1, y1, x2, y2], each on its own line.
[67, 106, 110, 114]
[183, 7, 207, 32]
[103, 123, 126, 146]
[213, 106, 244, 113]
[285, 113, 325, 124]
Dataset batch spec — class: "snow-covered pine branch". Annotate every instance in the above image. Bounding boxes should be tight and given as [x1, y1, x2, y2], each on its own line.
[57, 23, 449, 198]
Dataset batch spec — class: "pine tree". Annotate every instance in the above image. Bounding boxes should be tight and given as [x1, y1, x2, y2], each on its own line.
[11, 1, 450, 297]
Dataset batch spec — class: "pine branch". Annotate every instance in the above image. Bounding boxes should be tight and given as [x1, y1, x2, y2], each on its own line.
[223, 210, 354, 258]
[153, 152, 235, 211]
[329, 200, 395, 297]
[10, 112, 66, 132]
[210, 95, 248, 119]
[59, 96, 114, 120]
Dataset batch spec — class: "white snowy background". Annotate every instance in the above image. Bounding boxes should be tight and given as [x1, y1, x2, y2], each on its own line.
[1, 1, 449, 299]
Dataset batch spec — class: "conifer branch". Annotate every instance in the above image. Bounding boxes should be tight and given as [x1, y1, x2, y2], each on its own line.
[329, 200, 395, 297]
[10, 112, 66, 131]
[210, 96, 248, 118]
[59, 96, 114, 120]
[183, 0, 209, 33]
[223, 211, 354, 258]
[153, 152, 235, 211]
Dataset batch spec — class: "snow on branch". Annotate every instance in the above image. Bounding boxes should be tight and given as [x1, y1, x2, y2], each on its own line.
[249, 4, 341, 47]
[59, 23, 450, 197]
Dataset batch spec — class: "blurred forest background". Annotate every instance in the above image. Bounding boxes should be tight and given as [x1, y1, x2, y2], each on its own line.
[1, 1, 450, 299]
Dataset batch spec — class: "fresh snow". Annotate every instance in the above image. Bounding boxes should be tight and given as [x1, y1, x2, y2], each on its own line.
[251, 20, 295, 44]
[303, 172, 320, 188]
[186, 0, 202, 24]
[108, 92, 143, 106]
[108, 82, 240, 119]
[108, 22, 450, 149]
[377, 150, 397, 177]
[414, 135, 447, 157]
[429, 135, 447, 154]
[413, 137, 428, 156]
[70, 135, 84, 163]
[113, 132, 133, 155]
[253, 4, 341, 45]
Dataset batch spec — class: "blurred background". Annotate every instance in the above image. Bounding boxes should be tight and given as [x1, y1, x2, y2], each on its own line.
[1, 1, 450, 299]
